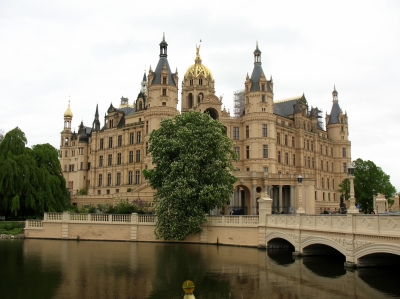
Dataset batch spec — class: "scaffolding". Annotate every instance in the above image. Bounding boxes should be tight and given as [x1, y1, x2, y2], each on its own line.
[233, 89, 245, 117]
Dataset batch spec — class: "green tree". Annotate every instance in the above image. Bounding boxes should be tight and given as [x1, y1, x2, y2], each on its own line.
[0, 127, 69, 218]
[143, 111, 237, 240]
[337, 158, 396, 213]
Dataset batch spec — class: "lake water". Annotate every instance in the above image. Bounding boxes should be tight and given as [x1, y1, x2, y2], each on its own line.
[0, 239, 399, 299]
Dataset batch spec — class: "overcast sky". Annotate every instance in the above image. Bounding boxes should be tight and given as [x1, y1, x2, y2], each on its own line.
[1, 1, 399, 191]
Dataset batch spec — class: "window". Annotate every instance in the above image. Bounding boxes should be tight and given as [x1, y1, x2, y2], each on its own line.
[129, 151, 134, 163]
[320, 145, 322, 154]
[129, 133, 134, 145]
[80, 162, 83, 170]
[321, 160, 323, 171]
[327, 178, 330, 189]
[146, 142, 149, 155]
[109, 119, 114, 128]
[128, 171, 133, 184]
[262, 95, 265, 102]
[98, 174, 103, 186]
[189, 79, 193, 86]
[292, 137, 295, 148]
[326, 161, 328, 171]
[312, 157, 314, 168]
[333, 179, 335, 190]
[284, 135, 288, 146]
[246, 126, 249, 138]
[137, 132, 141, 143]
[261, 84, 265, 91]
[117, 153, 122, 165]
[263, 167, 268, 172]
[233, 127, 239, 140]
[306, 140, 309, 150]
[99, 155, 103, 167]
[292, 154, 296, 166]
[162, 89, 166, 96]
[199, 78, 203, 85]
[118, 135, 122, 147]
[64, 165, 67, 172]
[162, 102, 166, 106]
[307, 156, 310, 168]
[108, 154, 112, 166]
[108, 137, 113, 148]
[277, 133, 281, 145]
[107, 173, 112, 186]
[277, 151, 281, 163]
[343, 163, 347, 173]
[246, 146, 250, 159]
[87, 162, 91, 170]
[234, 147, 240, 160]
[342, 148, 346, 157]
[263, 145, 268, 158]
[285, 152, 289, 165]
[136, 150, 141, 162]
[135, 170, 140, 184]
[116, 173, 121, 185]
[262, 124, 267, 137]
[97, 190, 101, 195]
[162, 77, 167, 84]
[146, 121, 149, 134]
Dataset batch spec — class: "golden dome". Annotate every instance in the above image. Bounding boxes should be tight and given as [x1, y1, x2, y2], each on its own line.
[184, 45, 213, 80]
[64, 101, 73, 118]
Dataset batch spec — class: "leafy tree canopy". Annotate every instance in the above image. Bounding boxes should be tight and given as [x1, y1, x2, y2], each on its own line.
[338, 158, 396, 213]
[143, 111, 237, 240]
[0, 127, 69, 218]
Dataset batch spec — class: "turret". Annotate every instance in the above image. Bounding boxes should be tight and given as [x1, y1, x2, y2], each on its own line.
[92, 104, 101, 131]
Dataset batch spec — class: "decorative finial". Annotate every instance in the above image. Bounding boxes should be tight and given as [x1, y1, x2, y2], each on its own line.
[163, 32, 165, 41]
[334, 84, 336, 91]
[256, 40, 259, 49]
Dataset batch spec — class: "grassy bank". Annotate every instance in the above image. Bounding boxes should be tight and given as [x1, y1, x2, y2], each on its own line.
[0, 222, 24, 235]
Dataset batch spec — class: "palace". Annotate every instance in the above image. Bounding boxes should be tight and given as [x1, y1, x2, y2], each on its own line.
[60, 35, 351, 215]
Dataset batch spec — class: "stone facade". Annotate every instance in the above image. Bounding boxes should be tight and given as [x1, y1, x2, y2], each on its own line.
[60, 35, 351, 215]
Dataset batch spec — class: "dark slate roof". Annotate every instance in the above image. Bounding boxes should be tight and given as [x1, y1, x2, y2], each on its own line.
[152, 57, 176, 86]
[250, 64, 264, 92]
[328, 101, 341, 124]
[273, 99, 298, 117]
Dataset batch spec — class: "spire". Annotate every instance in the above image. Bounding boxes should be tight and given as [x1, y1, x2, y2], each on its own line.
[253, 41, 261, 65]
[95, 104, 99, 117]
[159, 32, 168, 58]
[64, 100, 73, 118]
[332, 85, 338, 102]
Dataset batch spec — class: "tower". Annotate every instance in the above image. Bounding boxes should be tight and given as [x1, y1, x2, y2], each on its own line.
[244, 42, 274, 115]
[181, 45, 221, 119]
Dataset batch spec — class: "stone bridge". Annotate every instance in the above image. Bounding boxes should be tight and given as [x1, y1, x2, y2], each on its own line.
[258, 212, 400, 268]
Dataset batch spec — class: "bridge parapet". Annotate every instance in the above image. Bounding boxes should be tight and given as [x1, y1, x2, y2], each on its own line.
[265, 214, 400, 236]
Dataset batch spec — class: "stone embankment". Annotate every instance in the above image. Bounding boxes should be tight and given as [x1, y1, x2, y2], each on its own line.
[0, 234, 24, 239]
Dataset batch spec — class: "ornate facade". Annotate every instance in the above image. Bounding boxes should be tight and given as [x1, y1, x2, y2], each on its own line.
[60, 35, 351, 214]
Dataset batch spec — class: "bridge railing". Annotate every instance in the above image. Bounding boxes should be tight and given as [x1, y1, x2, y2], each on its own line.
[266, 214, 400, 236]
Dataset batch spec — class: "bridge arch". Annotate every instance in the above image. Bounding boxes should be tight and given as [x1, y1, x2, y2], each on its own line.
[265, 232, 296, 248]
[301, 237, 347, 257]
[355, 243, 400, 261]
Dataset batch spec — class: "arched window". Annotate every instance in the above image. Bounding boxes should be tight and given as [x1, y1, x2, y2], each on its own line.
[188, 93, 193, 108]
[65, 138, 69, 146]
[98, 174, 103, 186]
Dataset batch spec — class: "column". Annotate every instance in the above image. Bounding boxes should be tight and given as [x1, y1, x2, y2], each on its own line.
[279, 185, 283, 212]
[290, 185, 295, 213]
[252, 184, 256, 215]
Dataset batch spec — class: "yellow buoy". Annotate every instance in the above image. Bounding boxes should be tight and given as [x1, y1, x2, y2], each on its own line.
[182, 280, 195, 294]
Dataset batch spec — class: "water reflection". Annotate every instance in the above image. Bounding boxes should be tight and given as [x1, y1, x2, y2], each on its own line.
[0, 240, 399, 298]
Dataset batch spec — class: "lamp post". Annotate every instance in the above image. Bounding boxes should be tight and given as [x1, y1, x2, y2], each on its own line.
[372, 188, 376, 213]
[296, 175, 305, 214]
[347, 165, 359, 214]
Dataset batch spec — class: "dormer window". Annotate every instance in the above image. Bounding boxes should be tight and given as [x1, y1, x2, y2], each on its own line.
[109, 119, 114, 128]
[261, 84, 265, 91]
[162, 77, 167, 84]
[199, 78, 203, 85]
[190, 79, 193, 86]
